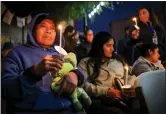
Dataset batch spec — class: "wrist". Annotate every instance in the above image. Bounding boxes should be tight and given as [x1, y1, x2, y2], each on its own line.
[68, 72, 78, 79]
[106, 88, 112, 97]
[35, 65, 46, 77]
[67, 72, 78, 86]
[23, 65, 42, 81]
[70, 68, 85, 86]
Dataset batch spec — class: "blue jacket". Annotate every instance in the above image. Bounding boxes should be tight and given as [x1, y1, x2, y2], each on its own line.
[2, 13, 85, 113]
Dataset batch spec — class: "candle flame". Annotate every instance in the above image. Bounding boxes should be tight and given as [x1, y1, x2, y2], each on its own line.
[124, 65, 129, 71]
[132, 17, 137, 22]
[58, 25, 62, 30]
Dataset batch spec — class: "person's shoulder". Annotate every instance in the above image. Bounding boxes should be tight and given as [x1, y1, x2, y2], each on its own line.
[11, 44, 30, 52]
[80, 42, 89, 46]
[7, 44, 35, 57]
[75, 43, 84, 50]
[78, 57, 90, 66]
[133, 57, 150, 69]
[76, 42, 88, 49]
[133, 57, 144, 64]
[4, 45, 24, 61]
[155, 24, 165, 32]
[118, 37, 126, 42]
[80, 57, 90, 62]
[109, 59, 123, 67]
[138, 21, 146, 27]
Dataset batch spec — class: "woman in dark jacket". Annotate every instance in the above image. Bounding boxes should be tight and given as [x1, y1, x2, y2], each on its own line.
[75, 29, 94, 63]
[124, 26, 142, 65]
[136, 7, 165, 63]
[126, 7, 166, 65]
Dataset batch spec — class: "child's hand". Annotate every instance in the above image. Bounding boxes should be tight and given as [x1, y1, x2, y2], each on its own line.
[106, 88, 122, 100]
[59, 72, 78, 95]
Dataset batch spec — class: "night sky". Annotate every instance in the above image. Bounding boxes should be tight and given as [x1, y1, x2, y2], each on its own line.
[75, 1, 165, 33]
[2, 1, 165, 33]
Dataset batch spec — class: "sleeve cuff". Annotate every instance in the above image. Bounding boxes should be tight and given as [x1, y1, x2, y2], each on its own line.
[22, 65, 42, 82]
[70, 67, 86, 87]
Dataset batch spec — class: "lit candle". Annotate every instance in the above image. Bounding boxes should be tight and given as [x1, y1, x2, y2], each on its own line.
[58, 25, 62, 49]
[132, 17, 137, 26]
[132, 17, 140, 30]
[124, 65, 129, 86]
[54, 24, 67, 56]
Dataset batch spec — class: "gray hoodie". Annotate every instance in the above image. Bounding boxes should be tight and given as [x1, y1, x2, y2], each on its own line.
[132, 56, 164, 76]
[78, 58, 136, 97]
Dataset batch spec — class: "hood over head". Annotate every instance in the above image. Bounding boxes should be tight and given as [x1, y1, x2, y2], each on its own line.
[27, 13, 65, 48]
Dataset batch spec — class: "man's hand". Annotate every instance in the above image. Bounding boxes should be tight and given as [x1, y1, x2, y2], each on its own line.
[35, 55, 63, 77]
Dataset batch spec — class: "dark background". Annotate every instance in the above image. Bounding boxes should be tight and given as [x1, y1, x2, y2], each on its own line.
[1, 1, 166, 45]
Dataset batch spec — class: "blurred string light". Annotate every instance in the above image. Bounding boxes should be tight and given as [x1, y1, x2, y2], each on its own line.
[100, 2, 105, 6]
[111, 2, 114, 10]
[96, 4, 100, 10]
[91, 11, 95, 16]
[88, 1, 118, 19]
[94, 8, 97, 13]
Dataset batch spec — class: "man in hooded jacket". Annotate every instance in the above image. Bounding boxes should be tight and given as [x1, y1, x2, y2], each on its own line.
[2, 13, 85, 114]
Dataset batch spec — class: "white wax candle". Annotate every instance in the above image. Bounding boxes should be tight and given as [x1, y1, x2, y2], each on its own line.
[58, 25, 62, 49]
[124, 65, 128, 86]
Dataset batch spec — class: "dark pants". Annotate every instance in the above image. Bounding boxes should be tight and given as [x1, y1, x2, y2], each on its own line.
[3, 99, 86, 114]
[86, 97, 140, 114]
[15, 110, 86, 114]
[4, 102, 86, 114]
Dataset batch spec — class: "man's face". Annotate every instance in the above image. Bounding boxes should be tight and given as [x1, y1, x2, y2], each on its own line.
[35, 19, 56, 48]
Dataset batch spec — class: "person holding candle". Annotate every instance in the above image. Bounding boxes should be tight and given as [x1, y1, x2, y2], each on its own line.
[117, 25, 132, 65]
[131, 7, 166, 64]
[78, 32, 137, 114]
[122, 26, 142, 65]
[1, 13, 86, 114]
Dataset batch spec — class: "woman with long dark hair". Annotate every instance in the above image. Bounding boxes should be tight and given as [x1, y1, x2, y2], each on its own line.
[78, 32, 136, 114]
